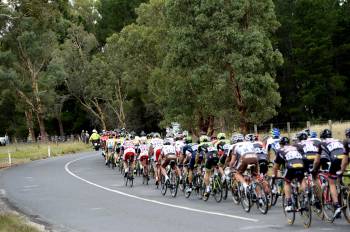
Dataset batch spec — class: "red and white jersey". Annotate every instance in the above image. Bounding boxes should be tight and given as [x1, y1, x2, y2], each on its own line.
[175, 140, 185, 154]
[139, 144, 149, 155]
[123, 140, 135, 149]
[151, 138, 163, 150]
[162, 144, 176, 156]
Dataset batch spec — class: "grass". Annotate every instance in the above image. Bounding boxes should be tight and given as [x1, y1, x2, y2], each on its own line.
[0, 213, 41, 232]
[310, 121, 350, 140]
[0, 142, 90, 168]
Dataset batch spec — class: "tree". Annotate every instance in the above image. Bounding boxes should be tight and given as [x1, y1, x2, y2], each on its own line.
[96, 0, 147, 43]
[163, 0, 283, 133]
[0, 0, 66, 141]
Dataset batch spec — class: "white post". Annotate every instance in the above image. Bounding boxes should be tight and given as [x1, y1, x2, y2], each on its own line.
[8, 149, 11, 166]
[48, 145, 51, 157]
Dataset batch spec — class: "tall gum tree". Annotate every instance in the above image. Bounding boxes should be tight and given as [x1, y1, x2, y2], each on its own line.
[165, 0, 283, 133]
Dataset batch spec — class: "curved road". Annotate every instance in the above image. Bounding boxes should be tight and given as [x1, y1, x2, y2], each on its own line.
[0, 151, 349, 232]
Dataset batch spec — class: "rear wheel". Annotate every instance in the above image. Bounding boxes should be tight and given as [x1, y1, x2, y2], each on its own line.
[282, 193, 295, 225]
[213, 177, 222, 203]
[222, 180, 228, 200]
[161, 175, 167, 195]
[300, 191, 312, 228]
[255, 182, 268, 214]
[321, 186, 335, 223]
[240, 185, 251, 212]
[231, 179, 240, 205]
[170, 171, 179, 198]
[340, 188, 350, 223]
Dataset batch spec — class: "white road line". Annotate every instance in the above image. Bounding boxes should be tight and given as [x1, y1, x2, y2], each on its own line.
[64, 156, 259, 222]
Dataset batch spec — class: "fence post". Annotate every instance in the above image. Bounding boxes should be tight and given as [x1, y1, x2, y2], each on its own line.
[8, 149, 11, 166]
[306, 121, 311, 130]
[287, 122, 291, 139]
[254, 124, 258, 135]
[328, 120, 332, 132]
[48, 145, 51, 158]
[270, 123, 273, 131]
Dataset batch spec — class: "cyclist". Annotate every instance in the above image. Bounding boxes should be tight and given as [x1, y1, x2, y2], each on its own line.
[122, 135, 136, 178]
[215, 132, 231, 182]
[296, 131, 318, 172]
[313, 129, 348, 218]
[106, 133, 117, 166]
[266, 128, 281, 162]
[248, 134, 268, 176]
[229, 133, 259, 193]
[203, 141, 219, 197]
[149, 133, 163, 185]
[273, 137, 306, 212]
[89, 129, 100, 145]
[182, 136, 197, 193]
[100, 131, 109, 158]
[139, 136, 150, 179]
[160, 138, 180, 183]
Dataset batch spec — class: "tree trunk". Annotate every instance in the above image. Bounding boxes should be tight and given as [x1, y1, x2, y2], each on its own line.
[57, 116, 64, 137]
[25, 110, 35, 142]
[198, 114, 215, 136]
[93, 98, 107, 131]
[36, 111, 47, 142]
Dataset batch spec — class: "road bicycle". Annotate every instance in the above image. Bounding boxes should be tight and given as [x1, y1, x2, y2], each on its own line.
[160, 160, 179, 197]
[202, 166, 223, 203]
[282, 176, 312, 228]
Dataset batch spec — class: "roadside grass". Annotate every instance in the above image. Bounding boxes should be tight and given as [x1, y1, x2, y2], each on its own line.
[0, 142, 90, 168]
[0, 213, 40, 232]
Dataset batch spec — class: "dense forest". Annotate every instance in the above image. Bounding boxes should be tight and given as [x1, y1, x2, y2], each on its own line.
[0, 0, 349, 141]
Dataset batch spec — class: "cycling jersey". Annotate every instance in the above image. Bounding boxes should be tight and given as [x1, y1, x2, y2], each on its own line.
[204, 145, 219, 170]
[89, 133, 100, 141]
[252, 141, 268, 161]
[175, 140, 185, 156]
[343, 138, 350, 156]
[275, 145, 304, 170]
[233, 142, 259, 175]
[297, 140, 319, 161]
[162, 145, 176, 156]
[319, 138, 346, 162]
[275, 145, 305, 183]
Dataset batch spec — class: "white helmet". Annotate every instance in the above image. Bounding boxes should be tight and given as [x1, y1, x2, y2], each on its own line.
[92, 129, 97, 133]
[140, 136, 147, 144]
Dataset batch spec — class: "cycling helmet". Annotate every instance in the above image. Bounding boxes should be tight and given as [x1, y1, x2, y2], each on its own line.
[92, 129, 97, 133]
[185, 136, 192, 144]
[231, 133, 244, 144]
[217, 133, 226, 140]
[296, 131, 308, 141]
[303, 128, 311, 136]
[153, 133, 160, 138]
[320, 129, 332, 139]
[129, 134, 135, 140]
[279, 136, 290, 146]
[163, 139, 171, 145]
[140, 136, 147, 144]
[271, 128, 280, 139]
[244, 134, 255, 142]
[345, 128, 350, 138]
[310, 131, 317, 138]
[199, 135, 210, 143]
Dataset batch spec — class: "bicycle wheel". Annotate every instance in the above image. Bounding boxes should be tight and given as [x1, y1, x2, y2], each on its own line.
[255, 182, 268, 214]
[202, 182, 209, 201]
[213, 176, 223, 203]
[184, 177, 192, 198]
[240, 186, 251, 212]
[341, 188, 350, 223]
[321, 186, 335, 223]
[161, 175, 167, 195]
[179, 174, 186, 193]
[299, 191, 312, 228]
[282, 193, 295, 225]
[231, 179, 240, 205]
[222, 180, 228, 200]
[270, 180, 279, 206]
[195, 175, 203, 200]
[170, 171, 179, 198]
[311, 184, 324, 220]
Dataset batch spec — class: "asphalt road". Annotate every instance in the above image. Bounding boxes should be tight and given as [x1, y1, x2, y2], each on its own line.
[0, 151, 349, 232]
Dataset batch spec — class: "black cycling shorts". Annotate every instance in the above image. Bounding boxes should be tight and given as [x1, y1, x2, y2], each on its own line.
[283, 168, 305, 183]
[205, 152, 219, 170]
